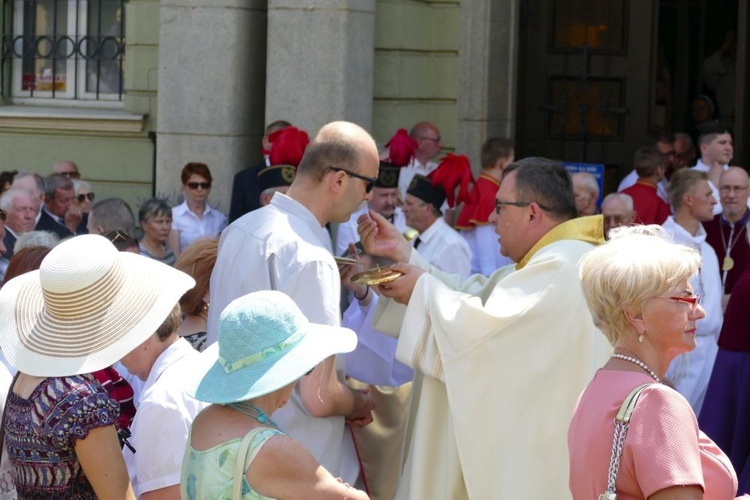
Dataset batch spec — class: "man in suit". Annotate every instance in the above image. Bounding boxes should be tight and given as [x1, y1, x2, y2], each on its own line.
[35, 174, 84, 239]
[228, 119, 291, 222]
[0, 189, 37, 259]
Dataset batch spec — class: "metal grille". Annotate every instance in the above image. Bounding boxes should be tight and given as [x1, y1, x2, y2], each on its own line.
[0, 0, 126, 100]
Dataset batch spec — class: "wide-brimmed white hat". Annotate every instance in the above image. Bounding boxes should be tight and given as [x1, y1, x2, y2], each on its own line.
[187, 290, 357, 404]
[0, 234, 195, 377]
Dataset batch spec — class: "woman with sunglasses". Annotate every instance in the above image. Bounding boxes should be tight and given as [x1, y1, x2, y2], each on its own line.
[169, 162, 227, 257]
[569, 226, 745, 499]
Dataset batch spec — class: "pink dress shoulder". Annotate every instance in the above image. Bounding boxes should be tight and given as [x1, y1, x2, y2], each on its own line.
[568, 370, 737, 499]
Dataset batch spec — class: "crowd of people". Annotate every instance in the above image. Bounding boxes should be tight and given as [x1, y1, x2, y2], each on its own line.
[0, 116, 748, 499]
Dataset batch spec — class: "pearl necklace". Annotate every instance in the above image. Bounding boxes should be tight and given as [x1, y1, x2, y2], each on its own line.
[610, 354, 661, 383]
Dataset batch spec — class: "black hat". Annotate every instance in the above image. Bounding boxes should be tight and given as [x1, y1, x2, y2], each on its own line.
[377, 161, 401, 189]
[258, 165, 296, 192]
[407, 174, 445, 211]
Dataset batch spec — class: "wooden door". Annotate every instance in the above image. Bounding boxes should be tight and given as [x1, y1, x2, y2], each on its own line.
[517, 0, 656, 190]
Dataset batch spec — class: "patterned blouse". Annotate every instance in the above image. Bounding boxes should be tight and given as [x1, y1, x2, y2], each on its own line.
[5, 374, 120, 499]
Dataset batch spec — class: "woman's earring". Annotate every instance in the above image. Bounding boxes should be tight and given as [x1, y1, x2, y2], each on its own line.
[638, 330, 645, 343]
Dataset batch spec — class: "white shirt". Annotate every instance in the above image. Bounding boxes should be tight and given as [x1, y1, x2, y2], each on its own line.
[662, 216, 723, 414]
[461, 224, 513, 276]
[398, 158, 438, 199]
[617, 169, 669, 203]
[207, 192, 355, 482]
[124, 339, 207, 496]
[335, 206, 408, 257]
[171, 200, 227, 250]
[413, 217, 472, 280]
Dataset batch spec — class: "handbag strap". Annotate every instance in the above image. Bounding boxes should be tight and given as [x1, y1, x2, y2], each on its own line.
[599, 383, 653, 500]
[0, 373, 20, 467]
[232, 427, 269, 500]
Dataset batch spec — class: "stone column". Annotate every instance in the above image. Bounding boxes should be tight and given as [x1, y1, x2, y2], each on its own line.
[156, 0, 267, 210]
[266, 0, 376, 135]
[457, 0, 520, 169]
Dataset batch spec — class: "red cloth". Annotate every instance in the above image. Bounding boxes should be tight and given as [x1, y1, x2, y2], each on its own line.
[455, 173, 499, 229]
[621, 180, 671, 225]
[703, 212, 750, 295]
[717, 266, 750, 351]
[92, 366, 136, 432]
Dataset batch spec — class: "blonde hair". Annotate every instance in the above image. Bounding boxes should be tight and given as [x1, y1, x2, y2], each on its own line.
[579, 225, 700, 345]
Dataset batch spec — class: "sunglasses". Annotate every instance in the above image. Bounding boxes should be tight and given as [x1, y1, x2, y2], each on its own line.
[186, 181, 211, 190]
[60, 171, 80, 179]
[105, 229, 132, 244]
[328, 166, 377, 194]
[76, 192, 95, 203]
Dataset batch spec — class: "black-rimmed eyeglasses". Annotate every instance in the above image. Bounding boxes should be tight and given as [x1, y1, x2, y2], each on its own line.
[328, 166, 378, 194]
[494, 200, 553, 215]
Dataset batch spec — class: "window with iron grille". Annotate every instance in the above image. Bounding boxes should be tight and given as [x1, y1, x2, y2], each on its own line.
[0, 0, 125, 103]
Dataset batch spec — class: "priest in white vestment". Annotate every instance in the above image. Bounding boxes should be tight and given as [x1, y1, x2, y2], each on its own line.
[358, 158, 612, 499]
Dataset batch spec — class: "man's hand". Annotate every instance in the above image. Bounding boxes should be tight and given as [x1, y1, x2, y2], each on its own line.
[357, 210, 411, 262]
[377, 262, 425, 305]
[65, 203, 83, 234]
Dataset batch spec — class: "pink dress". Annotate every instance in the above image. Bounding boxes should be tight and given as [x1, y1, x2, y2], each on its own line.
[568, 370, 737, 499]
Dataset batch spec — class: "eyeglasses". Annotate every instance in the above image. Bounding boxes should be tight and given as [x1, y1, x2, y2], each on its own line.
[60, 171, 80, 179]
[667, 295, 701, 315]
[421, 136, 441, 143]
[186, 181, 211, 190]
[76, 192, 95, 203]
[494, 200, 553, 215]
[328, 166, 377, 194]
[719, 185, 748, 194]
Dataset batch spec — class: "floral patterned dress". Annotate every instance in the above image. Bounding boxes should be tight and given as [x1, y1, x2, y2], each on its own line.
[5, 373, 119, 499]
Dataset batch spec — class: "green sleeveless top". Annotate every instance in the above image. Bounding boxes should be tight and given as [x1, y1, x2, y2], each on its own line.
[181, 427, 285, 499]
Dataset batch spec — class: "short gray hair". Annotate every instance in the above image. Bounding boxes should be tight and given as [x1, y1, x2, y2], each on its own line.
[0, 188, 31, 213]
[43, 174, 74, 199]
[601, 192, 634, 212]
[579, 225, 700, 346]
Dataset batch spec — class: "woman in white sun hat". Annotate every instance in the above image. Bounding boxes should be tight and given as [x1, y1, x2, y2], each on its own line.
[182, 290, 369, 500]
[0, 234, 194, 499]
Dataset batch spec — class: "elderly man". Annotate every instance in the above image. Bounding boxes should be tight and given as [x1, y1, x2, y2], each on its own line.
[358, 158, 610, 499]
[601, 192, 636, 238]
[663, 169, 722, 415]
[336, 161, 407, 257]
[704, 167, 750, 297]
[208, 121, 378, 484]
[397, 121, 442, 197]
[53, 160, 80, 179]
[35, 174, 83, 239]
[0, 189, 37, 259]
[11, 172, 44, 221]
[572, 171, 599, 216]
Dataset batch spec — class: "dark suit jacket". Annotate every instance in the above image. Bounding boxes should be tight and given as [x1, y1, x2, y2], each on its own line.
[35, 209, 75, 240]
[229, 162, 266, 223]
[3, 230, 16, 260]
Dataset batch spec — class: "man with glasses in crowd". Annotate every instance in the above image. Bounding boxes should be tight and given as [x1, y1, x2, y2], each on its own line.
[208, 121, 378, 487]
[600, 192, 636, 238]
[704, 167, 750, 301]
[357, 157, 610, 498]
[397, 121, 443, 198]
[53, 159, 81, 179]
[662, 168, 723, 415]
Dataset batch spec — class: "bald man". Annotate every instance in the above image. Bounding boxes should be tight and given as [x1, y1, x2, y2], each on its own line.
[208, 121, 379, 485]
[572, 172, 599, 216]
[53, 160, 80, 179]
[704, 166, 750, 296]
[601, 192, 636, 238]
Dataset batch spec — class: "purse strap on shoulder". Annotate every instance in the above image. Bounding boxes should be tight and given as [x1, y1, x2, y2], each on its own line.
[599, 383, 654, 500]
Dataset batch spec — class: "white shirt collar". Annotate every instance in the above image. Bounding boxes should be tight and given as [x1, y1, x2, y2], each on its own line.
[270, 193, 331, 249]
